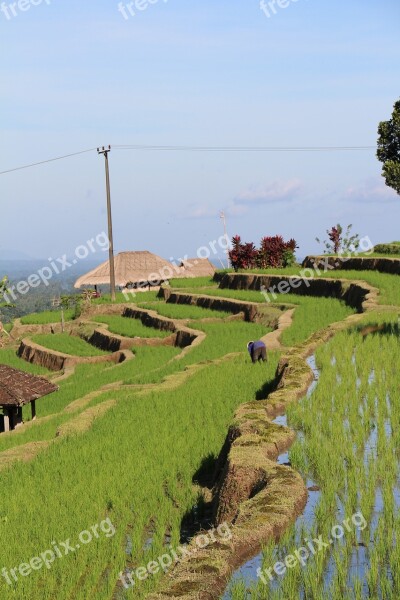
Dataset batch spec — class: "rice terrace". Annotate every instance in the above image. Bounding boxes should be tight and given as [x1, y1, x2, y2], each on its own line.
[1, 4, 400, 599]
[0, 236, 399, 599]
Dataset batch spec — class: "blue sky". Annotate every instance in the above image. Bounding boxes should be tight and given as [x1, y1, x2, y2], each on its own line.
[1, 0, 399, 263]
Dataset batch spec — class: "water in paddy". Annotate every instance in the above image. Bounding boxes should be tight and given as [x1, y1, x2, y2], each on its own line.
[223, 328, 400, 599]
[222, 355, 321, 598]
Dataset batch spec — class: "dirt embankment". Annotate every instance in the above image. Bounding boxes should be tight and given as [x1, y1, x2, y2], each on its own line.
[123, 307, 203, 350]
[303, 255, 400, 275]
[218, 272, 378, 312]
[159, 288, 285, 329]
[146, 348, 311, 600]
[84, 327, 177, 353]
[159, 288, 259, 321]
[123, 307, 177, 333]
[17, 339, 130, 372]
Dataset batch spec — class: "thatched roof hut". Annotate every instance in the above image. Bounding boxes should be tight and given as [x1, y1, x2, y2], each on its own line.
[74, 251, 176, 289]
[0, 365, 58, 431]
[178, 259, 216, 278]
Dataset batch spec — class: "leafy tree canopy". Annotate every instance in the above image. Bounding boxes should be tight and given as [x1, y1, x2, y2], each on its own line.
[377, 99, 400, 195]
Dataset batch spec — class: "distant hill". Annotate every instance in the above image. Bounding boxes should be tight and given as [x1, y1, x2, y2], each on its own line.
[0, 259, 100, 280]
[0, 258, 102, 322]
[0, 248, 37, 261]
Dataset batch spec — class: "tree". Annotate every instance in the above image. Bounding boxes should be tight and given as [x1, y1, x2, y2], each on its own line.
[0, 276, 8, 308]
[228, 235, 298, 270]
[316, 224, 360, 255]
[0, 277, 12, 345]
[377, 99, 400, 195]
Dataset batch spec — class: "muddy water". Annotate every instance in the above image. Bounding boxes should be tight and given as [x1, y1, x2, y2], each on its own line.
[222, 355, 321, 598]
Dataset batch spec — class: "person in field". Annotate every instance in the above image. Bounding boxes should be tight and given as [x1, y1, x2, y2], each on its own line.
[247, 340, 267, 363]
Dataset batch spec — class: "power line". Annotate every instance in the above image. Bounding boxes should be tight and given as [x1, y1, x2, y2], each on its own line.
[0, 148, 97, 175]
[114, 144, 376, 152]
[0, 144, 377, 176]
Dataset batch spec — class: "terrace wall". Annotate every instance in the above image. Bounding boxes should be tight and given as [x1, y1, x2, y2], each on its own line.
[218, 273, 377, 312]
[17, 339, 129, 372]
[159, 288, 258, 321]
[85, 328, 177, 352]
[303, 255, 400, 275]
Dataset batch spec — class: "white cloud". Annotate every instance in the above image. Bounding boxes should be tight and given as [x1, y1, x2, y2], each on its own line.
[233, 179, 303, 206]
[344, 177, 399, 203]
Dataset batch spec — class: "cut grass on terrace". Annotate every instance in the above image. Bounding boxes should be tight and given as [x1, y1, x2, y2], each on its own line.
[31, 333, 108, 356]
[91, 315, 171, 338]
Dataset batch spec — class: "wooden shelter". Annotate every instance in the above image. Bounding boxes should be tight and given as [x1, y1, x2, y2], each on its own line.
[74, 251, 177, 290]
[178, 258, 216, 278]
[0, 365, 58, 432]
[74, 251, 216, 291]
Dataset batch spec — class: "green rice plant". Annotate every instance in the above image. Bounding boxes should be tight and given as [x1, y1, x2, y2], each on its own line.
[91, 315, 171, 338]
[20, 309, 75, 325]
[179, 287, 355, 345]
[0, 348, 280, 599]
[229, 580, 247, 600]
[92, 290, 160, 304]
[0, 348, 51, 376]
[124, 320, 273, 386]
[168, 276, 216, 288]
[31, 333, 108, 356]
[236, 315, 400, 599]
[137, 302, 231, 320]
[201, 266, 400, 306]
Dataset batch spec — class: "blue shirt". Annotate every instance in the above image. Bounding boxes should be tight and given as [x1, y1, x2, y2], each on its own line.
[248, 341, 266, 356]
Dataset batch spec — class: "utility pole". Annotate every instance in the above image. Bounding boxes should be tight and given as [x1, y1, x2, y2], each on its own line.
[97, 145, 116, 301]
[52, 296, 64, 333]
[220, 211, 230, 268]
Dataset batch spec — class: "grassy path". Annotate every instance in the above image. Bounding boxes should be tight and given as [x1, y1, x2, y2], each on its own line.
[261, 308, 295, 350]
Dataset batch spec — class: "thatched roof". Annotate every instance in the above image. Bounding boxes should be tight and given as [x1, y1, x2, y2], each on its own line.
[74, 251, 176, 288]
[0, 365, 59, 408]
[177, 259, 216, 278]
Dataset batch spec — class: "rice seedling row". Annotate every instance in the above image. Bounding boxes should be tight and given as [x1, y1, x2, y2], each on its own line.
[91, 315, 171, 338]
[30, 333, 108, 357]
[0, 310, 280, 599]
[226, 315, 400, 599]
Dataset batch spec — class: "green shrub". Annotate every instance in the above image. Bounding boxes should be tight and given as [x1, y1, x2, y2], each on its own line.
[373, 242, 400, 255]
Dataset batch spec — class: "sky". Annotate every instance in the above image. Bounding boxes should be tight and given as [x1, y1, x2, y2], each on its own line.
[1, 0, 400, 264]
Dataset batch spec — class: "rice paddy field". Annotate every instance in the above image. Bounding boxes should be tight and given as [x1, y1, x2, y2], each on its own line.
[136, 301, 231, 320]
[31, 333, 108, 356]
[0, 268, 399, 599]
[226, 313, 400, 600]
[177, 285, 356, 345]
[0, 298, 279, 599]
[20, 309, 76, 325]
[91, 315, 172, 338]
[224, 267, 400, 307]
